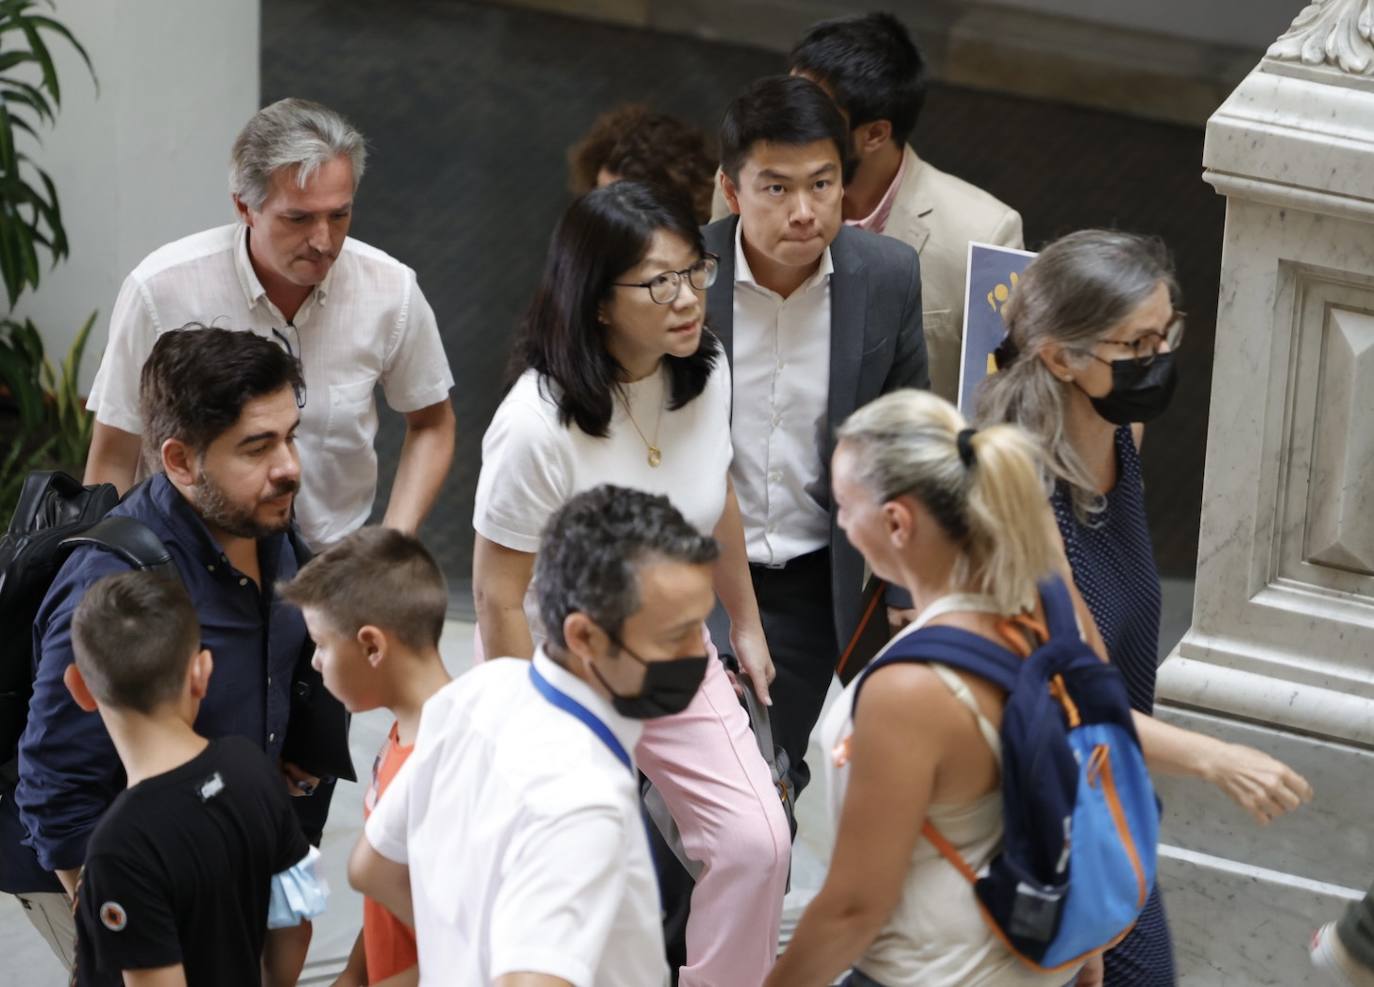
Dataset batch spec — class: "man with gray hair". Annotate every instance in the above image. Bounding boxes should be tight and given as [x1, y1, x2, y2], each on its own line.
[351, 484, 716, 986]
[83, 97, 455, 547]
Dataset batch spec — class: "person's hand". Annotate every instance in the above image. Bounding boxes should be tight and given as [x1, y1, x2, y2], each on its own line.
[730, 624, 775, 706]
[329, 973, 364, 987]
[282, 761, 321, 798]
[888, 606, 917, 632]
[1201, 741, 1313, 824]
[1075, 954, 1104, 987]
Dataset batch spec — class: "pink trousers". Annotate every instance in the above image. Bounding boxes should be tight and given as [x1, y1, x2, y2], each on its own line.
[636, 642, 791, 987]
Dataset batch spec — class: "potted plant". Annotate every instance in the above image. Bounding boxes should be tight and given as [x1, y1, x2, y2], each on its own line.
[0, 0, 97, 519]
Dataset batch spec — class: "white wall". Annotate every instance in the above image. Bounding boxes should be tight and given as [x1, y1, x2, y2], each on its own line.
[981, 0, 1299, 50]
[11, 0, 260, 390]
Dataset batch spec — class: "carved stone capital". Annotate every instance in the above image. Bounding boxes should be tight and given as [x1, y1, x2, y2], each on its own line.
[1268, 0, 1374, 74]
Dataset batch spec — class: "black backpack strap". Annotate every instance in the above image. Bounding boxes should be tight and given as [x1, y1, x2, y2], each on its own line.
[1037, 574, 1079, 641]
[59, 516, 174, 572]
[853, 625, 1023, 713]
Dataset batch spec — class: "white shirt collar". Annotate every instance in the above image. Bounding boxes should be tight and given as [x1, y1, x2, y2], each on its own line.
[531, 647, 644, 760]
[733, 220, 833, 295]
[232, 223, 334, 314]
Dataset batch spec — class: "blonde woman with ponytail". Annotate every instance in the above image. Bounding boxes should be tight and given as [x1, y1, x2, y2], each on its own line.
[977, 229, 1312, 986]
[766, 389, 1098, 987]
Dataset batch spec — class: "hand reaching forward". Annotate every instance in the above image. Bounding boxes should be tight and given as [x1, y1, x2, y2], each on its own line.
[1202, 741, 1313, 825]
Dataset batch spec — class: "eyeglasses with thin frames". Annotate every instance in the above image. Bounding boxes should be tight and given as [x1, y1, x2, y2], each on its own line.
[613, 254, 719, 305]
[1086, 311, 1185, 367]
[270, 324, 308, 409]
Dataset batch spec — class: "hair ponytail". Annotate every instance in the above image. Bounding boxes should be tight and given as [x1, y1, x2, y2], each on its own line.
[960, 424, 1059, 614]
[838, 389, 1057, 614]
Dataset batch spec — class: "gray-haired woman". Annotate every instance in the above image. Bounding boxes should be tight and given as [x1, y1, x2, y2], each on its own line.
[978, 229, 1313, 986]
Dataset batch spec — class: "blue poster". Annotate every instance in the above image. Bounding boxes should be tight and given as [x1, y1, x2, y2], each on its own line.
[958, 242, 1037, 414]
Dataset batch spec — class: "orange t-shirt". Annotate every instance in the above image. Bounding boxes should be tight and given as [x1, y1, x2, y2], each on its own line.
[362, 722, 418, 982]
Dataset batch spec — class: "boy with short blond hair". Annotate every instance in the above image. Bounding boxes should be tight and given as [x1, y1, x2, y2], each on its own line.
[65, 571, 312, 987]
[279, 525, 452, 986]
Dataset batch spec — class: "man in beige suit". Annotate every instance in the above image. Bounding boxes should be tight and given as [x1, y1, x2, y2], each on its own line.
[712, 11, 1022, 403]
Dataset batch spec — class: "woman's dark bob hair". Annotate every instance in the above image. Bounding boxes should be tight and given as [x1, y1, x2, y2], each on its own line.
[513, 179, 720, 437]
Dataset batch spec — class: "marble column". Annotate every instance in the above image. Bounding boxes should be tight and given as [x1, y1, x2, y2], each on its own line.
[1154, 1, 1374, 982]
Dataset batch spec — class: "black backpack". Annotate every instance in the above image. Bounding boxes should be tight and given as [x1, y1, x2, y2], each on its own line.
[0, 470, 355, 789]
[0, 471, 174, 787]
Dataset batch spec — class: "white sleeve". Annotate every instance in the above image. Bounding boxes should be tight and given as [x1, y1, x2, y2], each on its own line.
[363, 752, 415, 865]
[85, 272, 162, 434]
[379, 274, 454, 413]
[487, 802, 627, 987]
[473, 393, 572, 554]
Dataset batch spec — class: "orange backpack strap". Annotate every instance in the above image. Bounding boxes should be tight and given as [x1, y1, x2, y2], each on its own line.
[836, 577, 887, 679]
[995, 611, 1047, 659]
[921, 820, 979, 885]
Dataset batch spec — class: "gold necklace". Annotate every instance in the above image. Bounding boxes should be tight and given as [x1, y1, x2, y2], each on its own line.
[620, 383, 665, 468]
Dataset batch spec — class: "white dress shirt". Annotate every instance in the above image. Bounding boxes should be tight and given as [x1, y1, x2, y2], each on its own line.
[85, 224, 454, 547]
[730, 223, 833, 565]
[365, 651, 668, 987]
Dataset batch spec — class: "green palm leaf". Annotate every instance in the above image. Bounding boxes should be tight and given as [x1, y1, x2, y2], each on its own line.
[0, 0, 93, 306]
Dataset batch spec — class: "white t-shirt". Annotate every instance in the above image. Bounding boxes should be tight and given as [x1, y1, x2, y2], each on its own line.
[365, 651, 669, 987]
[474, 355, 732, 637]
[86, 223, 455, 547]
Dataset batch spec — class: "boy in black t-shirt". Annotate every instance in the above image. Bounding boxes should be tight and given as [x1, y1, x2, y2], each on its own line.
[62, 571, 313, 986]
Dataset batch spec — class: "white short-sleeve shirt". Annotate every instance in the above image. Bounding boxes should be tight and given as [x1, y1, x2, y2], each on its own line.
[365, 651, 668, 987]
[473, 354, 732, 637]
[85, 223, 455, 547]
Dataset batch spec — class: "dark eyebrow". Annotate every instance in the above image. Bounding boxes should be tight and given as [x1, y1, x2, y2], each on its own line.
[757, 163, 838, 182]
[236, 415, 301, 448]
[284, 204, 352, 217]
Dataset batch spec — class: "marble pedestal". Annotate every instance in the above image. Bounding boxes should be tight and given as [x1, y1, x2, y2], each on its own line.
[1154, 4, 1374, 982]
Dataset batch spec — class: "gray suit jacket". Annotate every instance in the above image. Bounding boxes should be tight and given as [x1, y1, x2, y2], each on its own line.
[703, 216, 929, 649]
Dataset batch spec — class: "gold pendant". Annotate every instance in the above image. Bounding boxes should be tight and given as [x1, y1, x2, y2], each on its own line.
[647, 446, 662, 468]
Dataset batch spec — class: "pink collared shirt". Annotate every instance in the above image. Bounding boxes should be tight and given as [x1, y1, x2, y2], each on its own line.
[845, 151, 910, 235]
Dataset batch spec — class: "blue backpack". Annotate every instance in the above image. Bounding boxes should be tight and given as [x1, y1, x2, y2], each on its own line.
[853, 574, 1159, 973]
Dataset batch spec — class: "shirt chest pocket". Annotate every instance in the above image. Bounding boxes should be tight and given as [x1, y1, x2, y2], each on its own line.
[325, 378, 378, 452]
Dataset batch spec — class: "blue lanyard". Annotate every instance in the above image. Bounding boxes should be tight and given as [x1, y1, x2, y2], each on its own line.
[529, 664, 633, 776]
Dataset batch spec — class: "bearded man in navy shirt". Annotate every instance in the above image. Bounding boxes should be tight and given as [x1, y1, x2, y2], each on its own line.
[3, 326, 340, 975]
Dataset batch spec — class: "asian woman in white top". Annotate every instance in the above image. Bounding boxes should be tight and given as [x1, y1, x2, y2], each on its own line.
[767, 389, 1096, 987]
[471, 181, 790, 987]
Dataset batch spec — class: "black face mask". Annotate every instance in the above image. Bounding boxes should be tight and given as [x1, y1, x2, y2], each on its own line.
[591, 638, 708, 720]
[1084, 351, 1178, 425]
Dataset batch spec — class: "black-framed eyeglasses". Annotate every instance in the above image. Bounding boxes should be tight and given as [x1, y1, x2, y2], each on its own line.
[1087, 311, 1186, 367]
[613, 254, 719, 305]
[270, 324, 308, 409]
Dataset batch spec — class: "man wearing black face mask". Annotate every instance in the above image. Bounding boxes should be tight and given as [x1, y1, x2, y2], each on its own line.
[351, 485, 717, 987]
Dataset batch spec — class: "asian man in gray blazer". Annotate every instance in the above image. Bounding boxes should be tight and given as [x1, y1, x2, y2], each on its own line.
[704, 75, 928, 800]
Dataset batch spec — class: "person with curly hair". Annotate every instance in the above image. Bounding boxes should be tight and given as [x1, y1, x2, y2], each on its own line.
[568, 104, 717, 224]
